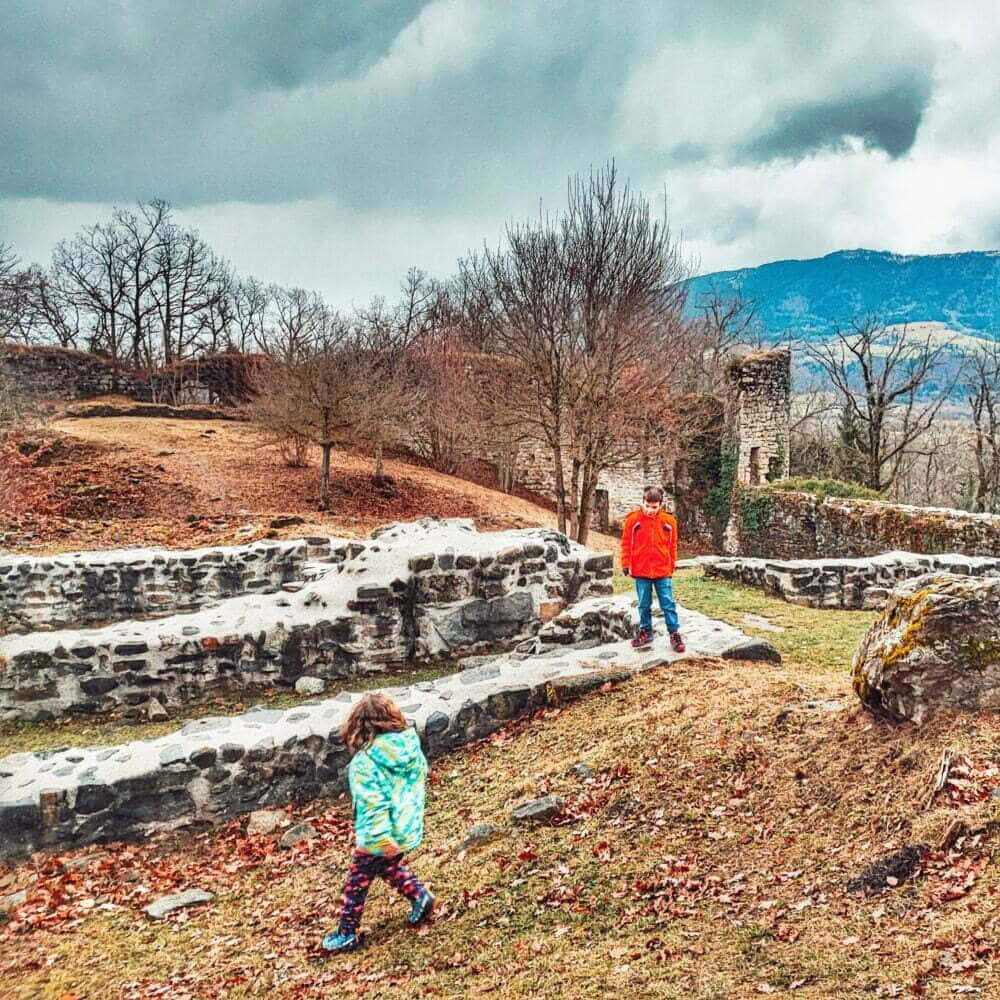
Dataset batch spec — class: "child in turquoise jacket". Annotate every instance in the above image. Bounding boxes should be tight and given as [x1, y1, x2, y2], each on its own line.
[322, 693, 434, 953]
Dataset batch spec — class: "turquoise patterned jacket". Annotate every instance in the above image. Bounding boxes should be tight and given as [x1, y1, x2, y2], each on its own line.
[348, 727, 427, 855]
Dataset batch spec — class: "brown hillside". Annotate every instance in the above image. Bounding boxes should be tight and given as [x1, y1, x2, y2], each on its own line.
[1, 415, 619, 555]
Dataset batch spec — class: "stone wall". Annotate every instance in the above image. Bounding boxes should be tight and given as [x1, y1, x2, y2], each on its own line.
[729, 489, 1000, 559]
[0, 342, 261, 408]
[0, 537, 347, 634]
[0, 594, 776, 860]
[511, 446, 671, 530]
[706, 551, 1000, 609]
[0, 343, 139, 400]
[0, 520, 613, 722]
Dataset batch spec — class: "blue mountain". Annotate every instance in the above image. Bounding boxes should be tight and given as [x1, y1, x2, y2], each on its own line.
[685, 249, 1000, 341]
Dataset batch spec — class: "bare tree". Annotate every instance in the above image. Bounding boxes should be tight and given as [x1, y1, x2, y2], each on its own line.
[462, 163, 692, 543]
[114, 201, 168, 367]
[151, 223, 228, 364]
[52, 220, 130, 365]
[686, 286, 762, 393]
[967, 339, 1000, 512]
[232, 276, 271, 353]
[0, 242, 19, 338]
[805, 318, 955, 493]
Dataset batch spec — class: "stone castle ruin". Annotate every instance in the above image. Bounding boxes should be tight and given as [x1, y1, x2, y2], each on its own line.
[727, 348, 791, 488]
[0, 519, 776, 860]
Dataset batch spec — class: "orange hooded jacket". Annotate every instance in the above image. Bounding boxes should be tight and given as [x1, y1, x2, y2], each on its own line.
[620, 508, 678, 579]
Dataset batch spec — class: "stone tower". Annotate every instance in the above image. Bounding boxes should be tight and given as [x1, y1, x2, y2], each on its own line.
[727, 347, 791, 486]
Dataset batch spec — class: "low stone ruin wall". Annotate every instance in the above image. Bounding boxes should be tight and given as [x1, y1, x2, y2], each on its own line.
[0, 342, 262, 408]
[729, 489, 1000, 559]
[706, 551, 1000, 609]
[0, 520, 613, 722]
[0, 595, 777, 860]
[0, 537, 348, 634]
[1, 342, 138, 399]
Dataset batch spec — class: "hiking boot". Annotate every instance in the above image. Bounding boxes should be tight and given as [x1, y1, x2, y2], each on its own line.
[407, 890, 435, 925]
[630, 628, 654, 649]
[321, 931, 360, 954]
[670, 632, 686, 653]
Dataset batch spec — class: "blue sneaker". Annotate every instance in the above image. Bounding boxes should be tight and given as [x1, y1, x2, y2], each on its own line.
[321, 931, 359, 953]
[407, 890, 435, 925]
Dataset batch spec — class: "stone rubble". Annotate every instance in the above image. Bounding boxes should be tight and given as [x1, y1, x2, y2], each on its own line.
[706, 551, 1000, 609]
[0, 594, 777, 861]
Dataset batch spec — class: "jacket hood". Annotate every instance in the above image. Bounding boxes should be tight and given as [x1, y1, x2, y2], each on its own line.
[365, 727, 424, 773]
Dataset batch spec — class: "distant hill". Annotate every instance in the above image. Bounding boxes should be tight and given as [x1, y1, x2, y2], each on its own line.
[686, 249, 1000, 342]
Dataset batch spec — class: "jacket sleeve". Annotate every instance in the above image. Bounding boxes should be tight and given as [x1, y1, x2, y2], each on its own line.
[349, 752, 396, 855]
[619, 514, 633, 572]
[667, 514, 679, 569]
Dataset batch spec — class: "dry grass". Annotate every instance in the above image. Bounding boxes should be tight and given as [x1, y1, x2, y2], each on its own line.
[3, 657, 999, 999]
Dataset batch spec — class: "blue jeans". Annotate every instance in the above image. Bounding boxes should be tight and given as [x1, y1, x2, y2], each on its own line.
[635, 577, 680, 634]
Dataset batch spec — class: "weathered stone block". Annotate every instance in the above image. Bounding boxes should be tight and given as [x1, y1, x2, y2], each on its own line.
[854, 573, 1000, 723]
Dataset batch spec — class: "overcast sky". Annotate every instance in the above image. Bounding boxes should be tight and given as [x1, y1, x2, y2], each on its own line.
[2, 0, 998, 308]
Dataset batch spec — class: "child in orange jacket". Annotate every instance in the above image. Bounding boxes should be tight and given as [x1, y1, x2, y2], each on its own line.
[620, 486, 685, 652]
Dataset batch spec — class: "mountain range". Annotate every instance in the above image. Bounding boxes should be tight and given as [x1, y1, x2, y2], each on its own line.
[685, 249, 1000, 342]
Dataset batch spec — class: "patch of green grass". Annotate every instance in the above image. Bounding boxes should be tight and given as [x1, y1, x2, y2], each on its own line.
[615, 567, 874, 677]
[0, 663, 454, 759]
[770, 477, 882, 502]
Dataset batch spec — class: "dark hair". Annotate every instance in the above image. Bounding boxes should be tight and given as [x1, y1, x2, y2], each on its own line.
[643, 486, 664, 503]
[341, 693, 408, 755]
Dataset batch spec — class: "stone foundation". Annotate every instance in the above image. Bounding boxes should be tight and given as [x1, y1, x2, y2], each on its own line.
[1, 537, 348, 634]
[729, 490, 1000, 559]
[706, 551, 1000, 609]
[0, 596, 777, 861]
[0, 520, 612, 722]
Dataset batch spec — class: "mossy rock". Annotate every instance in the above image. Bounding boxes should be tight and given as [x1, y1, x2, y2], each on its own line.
[853, 574, 1000, 723]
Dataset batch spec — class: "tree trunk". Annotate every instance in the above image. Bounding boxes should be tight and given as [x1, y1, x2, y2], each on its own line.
[551, 439, 568, 534]
[576, 466, 597, 545]
[319, 444, 332, 510]
[374, 441, 385, 480]
[568, 453, 581, 540]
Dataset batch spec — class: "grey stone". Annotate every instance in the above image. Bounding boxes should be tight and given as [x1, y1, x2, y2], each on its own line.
[459, 823, 502, 851]
[158, 744, 187, 766]
[246, 809, 285, 837]
[569, 762, 594, 780]
[147, 697, 169, 722]
[854, 573, 1000, 723]
[143, 889, 215, 919]
[294, 676, 325, 696]
[424, 711, 449, 735]
[511, 795, 564, 824]
[279, 822, 316, 849]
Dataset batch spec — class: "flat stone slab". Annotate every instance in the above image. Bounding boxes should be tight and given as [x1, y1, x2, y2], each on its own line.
[0, 599, 774, 861]
[144, 889, 215, 919]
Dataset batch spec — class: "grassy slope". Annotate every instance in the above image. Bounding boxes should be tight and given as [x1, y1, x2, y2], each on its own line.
[4, 574, 1000, 998]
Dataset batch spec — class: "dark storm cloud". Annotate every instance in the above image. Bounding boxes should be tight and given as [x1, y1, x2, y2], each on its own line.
[0, 0, 940, 217]
[737, 73, 933, 163]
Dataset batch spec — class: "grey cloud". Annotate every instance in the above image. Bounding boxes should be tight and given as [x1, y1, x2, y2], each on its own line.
[738, 73, 933, 163]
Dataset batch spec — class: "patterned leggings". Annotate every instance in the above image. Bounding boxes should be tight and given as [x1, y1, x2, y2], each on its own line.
[337, 849, 427, 936]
